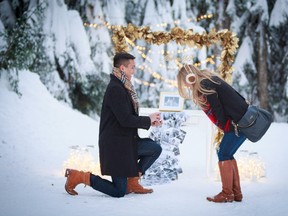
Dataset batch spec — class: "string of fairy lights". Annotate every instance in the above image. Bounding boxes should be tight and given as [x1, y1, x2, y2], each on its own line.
[126, 37, 216, 88]
[83, 14, 214, 30]
[84, 13, 216, 88]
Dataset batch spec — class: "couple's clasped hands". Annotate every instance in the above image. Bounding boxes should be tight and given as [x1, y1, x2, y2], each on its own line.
[149, 112, 163, 127]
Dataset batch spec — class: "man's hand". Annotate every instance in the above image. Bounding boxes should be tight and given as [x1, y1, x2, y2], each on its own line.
[151, 120, 163, 127]
[149, 112, 162, 127]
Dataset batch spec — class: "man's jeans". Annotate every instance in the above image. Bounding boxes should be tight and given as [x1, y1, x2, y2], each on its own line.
[137, 137, 162, 174]
[90, 138, 162, 197]
[90, 175, 127, 198]
[217, 132, 246, 161]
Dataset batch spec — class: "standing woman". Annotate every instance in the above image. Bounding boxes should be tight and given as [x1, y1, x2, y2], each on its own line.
[177, 64, 249, 203]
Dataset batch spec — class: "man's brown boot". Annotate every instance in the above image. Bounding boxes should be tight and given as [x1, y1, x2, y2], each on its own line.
[231, 159, 243, 202]
[207, 161, 234, 203]
[64, 168, 91, 195]
[127, 176, 153, 194]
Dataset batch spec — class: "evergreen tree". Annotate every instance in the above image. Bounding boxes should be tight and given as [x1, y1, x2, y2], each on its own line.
[0, 1, 48, 95]
[268, 23, 288, 120]
[1, 0, 287, 121]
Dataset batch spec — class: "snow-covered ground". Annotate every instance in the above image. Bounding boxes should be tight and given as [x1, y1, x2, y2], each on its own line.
[0, 70, 287, 216]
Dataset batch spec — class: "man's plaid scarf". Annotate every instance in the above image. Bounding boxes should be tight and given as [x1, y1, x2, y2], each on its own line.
[112, 67, 139, 115]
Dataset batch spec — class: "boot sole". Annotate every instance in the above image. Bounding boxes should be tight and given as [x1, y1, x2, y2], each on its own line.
[127, 189, 153, 194]
[134, 191, 153, 194]
[207, 197, 234, 202]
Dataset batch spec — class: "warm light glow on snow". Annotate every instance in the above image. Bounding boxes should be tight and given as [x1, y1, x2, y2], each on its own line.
[62, 148, 101, 175]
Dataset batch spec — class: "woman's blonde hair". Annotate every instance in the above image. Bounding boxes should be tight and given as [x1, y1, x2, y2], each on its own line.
[177, 64, 220, 108]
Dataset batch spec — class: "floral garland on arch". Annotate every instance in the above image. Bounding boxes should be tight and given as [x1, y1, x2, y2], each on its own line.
[111, 23, 239, 82]
[111, 23, 239, 146]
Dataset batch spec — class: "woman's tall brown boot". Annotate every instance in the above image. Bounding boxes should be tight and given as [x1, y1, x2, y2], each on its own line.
[207, 160, 234, 202]
[64, 168, 91, 195]
[231, 159, 243, 202]
[127, 173, 153, 194]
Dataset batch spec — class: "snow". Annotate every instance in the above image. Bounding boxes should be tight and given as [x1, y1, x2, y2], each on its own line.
[249, 0, 268, 22]
[158, 0, 174, 25]
[44, 0, 70, 61]
[85, 2, 112, 75]
[1, 70, 288, 216]
[103, 0, 126, 25]
[172, 0, 187, 21]
[88, 3, 111, 44]
[68, 11, 95, 75]
[226, 0, 236, 17]
[269, 0, 288, 27]
[0, 19, 6, 51]
[43, 0, 95, 76]
[0, 0, 16, 29]
[143, 0, 162, 30]
[233, 36, 253, 86]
